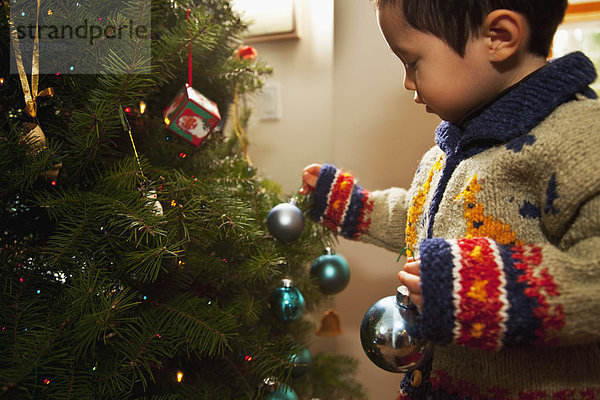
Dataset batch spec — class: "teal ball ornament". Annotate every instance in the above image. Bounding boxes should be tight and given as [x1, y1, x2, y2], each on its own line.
[310, 249, 350, 295]
[267, 383, 299, 400]
[269, 279, 305, 322]
[267, 201, 305, 242]
[289, 347, 312, 377]
[360, 286, 432, 373]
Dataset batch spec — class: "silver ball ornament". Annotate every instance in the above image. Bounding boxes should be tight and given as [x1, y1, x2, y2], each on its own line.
[360, 286, 432, 373]
[267, 201, 305, 242]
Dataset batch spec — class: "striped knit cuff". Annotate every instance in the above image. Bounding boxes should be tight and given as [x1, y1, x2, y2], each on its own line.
[419, 237, 564, 351]
[309, 164, 373, 239]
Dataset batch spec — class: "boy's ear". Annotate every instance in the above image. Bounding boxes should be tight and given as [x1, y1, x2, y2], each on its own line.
[484, 9, 528, 62]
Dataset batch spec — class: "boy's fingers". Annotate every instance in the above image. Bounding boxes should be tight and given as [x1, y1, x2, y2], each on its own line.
[398, 271, 421, 295]
[302, 171, 318, 188]
[404, 260, 420, 275]
[300, 164, 321, 195]
[408, 293, 423, 310]
[299, 182, 313, 195]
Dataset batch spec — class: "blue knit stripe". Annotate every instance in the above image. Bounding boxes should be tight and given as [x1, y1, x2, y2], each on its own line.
[499, 245, 541, 346]
[340, 184, 368, 239]
[309, 164, 337, 222]
[419, 238, 456, 343]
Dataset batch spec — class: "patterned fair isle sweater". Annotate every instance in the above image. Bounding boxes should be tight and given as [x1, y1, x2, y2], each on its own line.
[309, 52, 600, 400]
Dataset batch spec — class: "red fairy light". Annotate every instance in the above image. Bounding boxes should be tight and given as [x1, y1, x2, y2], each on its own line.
[235, 45, 257, 61]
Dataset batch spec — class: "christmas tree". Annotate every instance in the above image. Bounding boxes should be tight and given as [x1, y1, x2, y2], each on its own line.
[0, 0, 366, 398]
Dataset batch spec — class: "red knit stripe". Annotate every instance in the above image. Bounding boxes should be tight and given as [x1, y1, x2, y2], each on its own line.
[511, 245, 564, 344]
[353, 189, 374, 238]
[455, 238, 506, 351]
[323, 172, 354, 231]
[430, 369, 600, 400]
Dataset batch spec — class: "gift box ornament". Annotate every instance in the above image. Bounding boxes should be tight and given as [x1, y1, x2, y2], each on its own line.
[163, 84, 221, 146]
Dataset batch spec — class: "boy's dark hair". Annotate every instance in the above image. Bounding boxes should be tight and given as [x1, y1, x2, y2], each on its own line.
[375, 0, 568, 57]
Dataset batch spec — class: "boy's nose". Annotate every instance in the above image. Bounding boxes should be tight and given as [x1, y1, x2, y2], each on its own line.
[403, 71, 416, 92]
[413, 91, 425, 105]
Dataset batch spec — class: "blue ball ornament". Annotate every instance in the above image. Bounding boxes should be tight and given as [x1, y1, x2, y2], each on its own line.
[289, 347, 312, 377]
[310, 248, 350, 295]
[269, 279, 305, 322]
[266, 201, 305, 242]
[267, 383, 299, 400]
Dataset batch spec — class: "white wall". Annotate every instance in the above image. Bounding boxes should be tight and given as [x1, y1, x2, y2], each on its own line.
[242, 0, 335, 192]
[245, 0, 440, 398]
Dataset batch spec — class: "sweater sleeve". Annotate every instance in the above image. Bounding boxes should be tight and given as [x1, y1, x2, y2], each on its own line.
[417, 193, 600, 351]
[309, 164, 409, 253]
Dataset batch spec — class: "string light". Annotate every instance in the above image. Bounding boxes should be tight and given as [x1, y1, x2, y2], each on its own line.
[170, 200, 177, 207]
[176, 371, 183, 383]
[124, 107, 132, 113]
[47, 9, 52, 15]
[164, 117, 170, 125]
[178, 152, 187, 158]
[139, 101, 146, 114]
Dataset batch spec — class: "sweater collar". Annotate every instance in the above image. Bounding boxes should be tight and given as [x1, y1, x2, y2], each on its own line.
[435, 51, 598, 157]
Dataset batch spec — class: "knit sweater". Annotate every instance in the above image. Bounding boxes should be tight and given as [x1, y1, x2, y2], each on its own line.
[310, 52, 600, 400]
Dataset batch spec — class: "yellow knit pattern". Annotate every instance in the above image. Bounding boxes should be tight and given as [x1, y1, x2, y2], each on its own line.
[405, 155, 444, 250]
[455, 175, 523, 246]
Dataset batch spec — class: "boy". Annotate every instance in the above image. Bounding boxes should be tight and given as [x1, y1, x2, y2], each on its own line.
[301, 0, 600, 399]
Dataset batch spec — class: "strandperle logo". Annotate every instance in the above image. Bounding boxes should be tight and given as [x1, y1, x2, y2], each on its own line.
[15, 19, 149, 46]
[10, 0, 151, 74]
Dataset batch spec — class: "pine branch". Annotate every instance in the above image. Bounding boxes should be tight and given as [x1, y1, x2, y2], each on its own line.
[154, 295, 239, 357]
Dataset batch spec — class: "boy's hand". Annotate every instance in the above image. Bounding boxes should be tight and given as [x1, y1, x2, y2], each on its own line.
[398, 257, 423, 310]
[299, 163, 321, 195]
